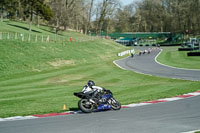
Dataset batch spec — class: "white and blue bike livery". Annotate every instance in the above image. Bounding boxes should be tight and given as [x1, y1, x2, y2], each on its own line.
[74, 89, 121, 113]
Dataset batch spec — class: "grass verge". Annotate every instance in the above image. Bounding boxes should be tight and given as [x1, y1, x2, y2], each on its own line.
[157, 47, 200, 69]
[0, 21, 200, 118]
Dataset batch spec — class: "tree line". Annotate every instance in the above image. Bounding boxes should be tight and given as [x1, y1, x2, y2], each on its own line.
[1, 0, 200, 35]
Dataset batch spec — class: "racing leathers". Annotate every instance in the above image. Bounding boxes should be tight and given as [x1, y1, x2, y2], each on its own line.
[82, 85, 104, 103]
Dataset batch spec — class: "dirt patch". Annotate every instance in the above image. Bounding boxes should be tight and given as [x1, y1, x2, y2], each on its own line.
[32, 67, 41, 72]
[46, 74, 84, 84]
[49, 59, 75, 67]
[99, 52, 113, 60]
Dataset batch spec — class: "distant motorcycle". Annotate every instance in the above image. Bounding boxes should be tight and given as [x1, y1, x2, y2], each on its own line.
[139, 51, 142, 56]
[74, 89, 121, 113]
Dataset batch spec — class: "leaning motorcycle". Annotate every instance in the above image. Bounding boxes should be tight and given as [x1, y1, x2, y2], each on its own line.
[74, 89, 121, 113]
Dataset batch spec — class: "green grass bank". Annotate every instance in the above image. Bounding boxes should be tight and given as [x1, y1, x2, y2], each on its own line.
[0, 21, 200, 118]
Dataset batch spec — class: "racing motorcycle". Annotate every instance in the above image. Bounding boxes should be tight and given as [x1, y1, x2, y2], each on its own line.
[74, 89, 121, 113]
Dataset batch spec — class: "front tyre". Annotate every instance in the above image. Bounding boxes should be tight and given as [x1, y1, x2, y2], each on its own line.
[78, 99, 94, 113]
[110, 98, 121, 110]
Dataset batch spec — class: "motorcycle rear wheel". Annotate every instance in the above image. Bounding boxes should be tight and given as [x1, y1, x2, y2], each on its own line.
[78, 99, 94, 113]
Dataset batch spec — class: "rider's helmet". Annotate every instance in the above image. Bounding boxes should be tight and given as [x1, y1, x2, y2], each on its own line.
[87, 80, 95, 88]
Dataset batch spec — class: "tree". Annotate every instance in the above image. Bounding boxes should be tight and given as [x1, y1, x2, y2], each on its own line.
[49, 0, 78, 33]
[0, 0, 5, 21]
[20, 0, 53, 31]
[84, 0, 94, 34]
[35, 1, 53, 27]
[95, 0, 120, 34]
[128, 0, 200, 35]
[115, 6, 132, 32]
[0, 0, 20, 21]
[2, 0, 200, 35]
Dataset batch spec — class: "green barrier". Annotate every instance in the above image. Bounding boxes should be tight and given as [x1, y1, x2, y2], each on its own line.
[90, 32, 174, 39]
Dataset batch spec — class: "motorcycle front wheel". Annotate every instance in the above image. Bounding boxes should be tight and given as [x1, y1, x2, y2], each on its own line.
[110, 98, 121, 110]
[78, 99, 94, 113]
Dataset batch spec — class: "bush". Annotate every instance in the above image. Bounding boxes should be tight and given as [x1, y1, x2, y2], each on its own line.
[187, 52, 200, 56]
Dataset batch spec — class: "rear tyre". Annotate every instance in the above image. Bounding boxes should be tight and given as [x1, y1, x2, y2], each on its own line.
[110, 98, 121, 110]
[78, 99, 94, 113]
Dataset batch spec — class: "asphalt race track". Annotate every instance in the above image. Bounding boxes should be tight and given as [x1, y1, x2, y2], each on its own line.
[0, 95, 200, 133]
[115, 47, 200, 81]
[1, 47, 200, 133]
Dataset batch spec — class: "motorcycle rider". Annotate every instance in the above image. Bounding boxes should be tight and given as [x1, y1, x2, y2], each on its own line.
[82, 80, 104, 103]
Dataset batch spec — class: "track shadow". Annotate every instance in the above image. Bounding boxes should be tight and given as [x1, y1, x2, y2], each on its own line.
[69, 108, 79, 112]
[7, 24, 42, 33]
[39, 27, 55, 34]
[69, 107, 112, 114]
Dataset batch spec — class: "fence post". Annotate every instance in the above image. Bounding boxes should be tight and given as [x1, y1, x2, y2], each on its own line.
[7, 32, 10, 39]
[28, 34, 31, 42]
[21, 33, 24, 41]
[35, 34, 37, 42]
[15, 32, 18, 40]
[54, 33, 57, 43]
[46, 35, 49, 42]
[0, 32, 2, 40]
[62, 36, 64, 44]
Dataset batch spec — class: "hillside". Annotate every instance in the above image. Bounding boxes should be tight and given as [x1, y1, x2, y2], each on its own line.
[0, 21, 125, 77]
[0, 38, 124, 77]
[0, 21, 200, 118]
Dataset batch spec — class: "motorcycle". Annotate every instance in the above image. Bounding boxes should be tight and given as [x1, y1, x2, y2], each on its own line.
[74, 89, 121, 113]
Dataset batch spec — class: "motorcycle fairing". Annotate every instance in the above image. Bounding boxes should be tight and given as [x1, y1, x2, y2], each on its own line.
[97, 104, 112, 110]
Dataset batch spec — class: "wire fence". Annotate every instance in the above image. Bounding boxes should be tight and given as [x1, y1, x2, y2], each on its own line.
[0, 32, 97, 44]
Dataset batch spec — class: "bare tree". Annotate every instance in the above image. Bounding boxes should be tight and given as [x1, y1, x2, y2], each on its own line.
[95, 0, 120, 34]
[84, 0, 94, 34]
